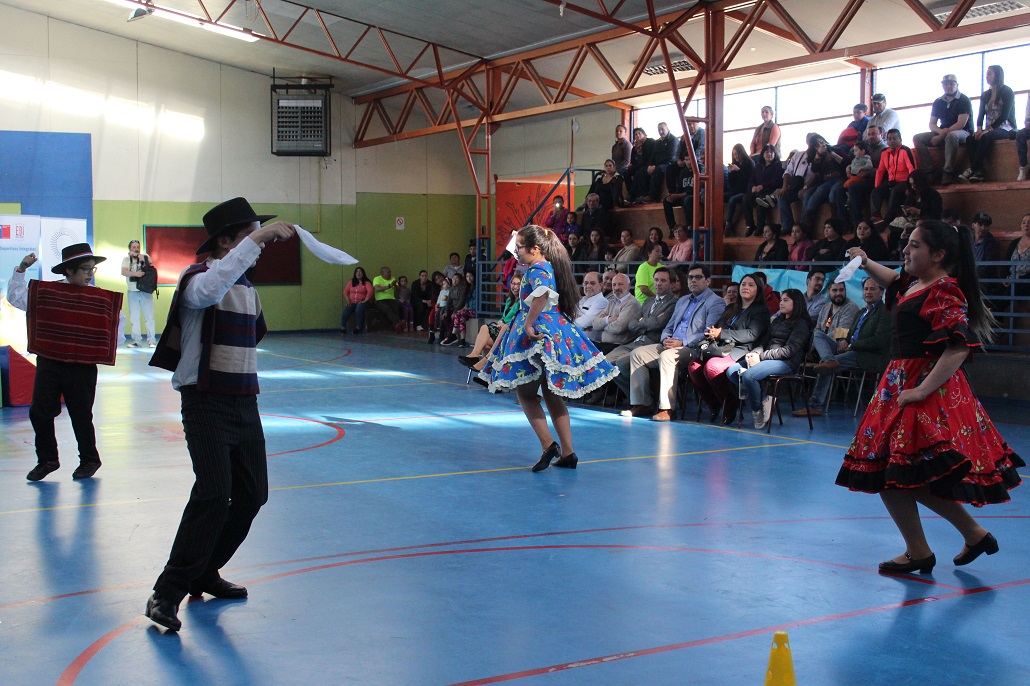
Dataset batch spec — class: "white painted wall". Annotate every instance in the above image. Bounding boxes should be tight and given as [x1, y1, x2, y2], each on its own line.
[491, 106, 622, 179]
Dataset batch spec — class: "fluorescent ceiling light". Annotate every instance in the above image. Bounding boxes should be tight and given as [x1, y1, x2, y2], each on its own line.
[202, 23, 260, 42]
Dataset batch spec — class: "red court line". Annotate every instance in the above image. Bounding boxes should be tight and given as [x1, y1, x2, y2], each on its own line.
[261, 414, 345, 457]
[56, 616, 147, 686]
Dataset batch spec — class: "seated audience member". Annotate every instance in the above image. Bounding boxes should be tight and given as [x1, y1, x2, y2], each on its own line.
[542, 195, 571, 241]
[804, 269, 828, 317]
[463, 241, 477, 276]
[962, 65, 1016, 183]
[800, 134, 847, 233]
[972, 212, 1002, 293]
[850, 220, 890, 263]
[602, 269, 616, 299]
[723, 282, 740, 314]
[459, 272, 523, 370]
[901, 169, 943, 221]
[725, 143, 755, 231]
[638, 122, 678, 204]
[847, 125, 888, 228]
[612, 124, 632, 175]
[663, 164, 703, 231]
[640, 226, 670, 261]
[808, 281, 860, 364]
[912, 74, 973, 185]
[565, 212, 580, 238]
[427, 272, 450, 343]
[565, 230, 587, 263]
[589, 273, 642, 351]
[750, 105, 781, 156]
[634, 242, 666, 305]
[754, 224, 788, 267]
[837, 104, 870, 147]
[341, 266, 374, 334]
[871, 128, 914, 223]
[807, 219, 849, 270]
[688, 273, 771, 425]
[625, 127, 655, 202]
[1016, 96, 1030, 181]
[788, 224, 813, 270]
[621, 264, 726, 419]
[864, 93, 900, 142]
[667, 225, 694, 264]
[664, 122, 706, 217]
[605, 267, 677, 373]
[581, 229, 607, 271]
[843, 140, 874, 190]
[1004, 213, 1030, 297]
[373, 265, 407, 332]
[795, 276, 889, 416]
[445, 272, 477, 347]
[438, 272, 469, 345]
[743, 144, 783, 237]
[444, 252, 463, 279]
[773, 134, 817, 232]
[585, 161, 624, 211]
[751, 270, 781, 315]
[396, 275, 414, 332]
[613, 229, 642, 273]
[579, 193, 612, 241]
[726, 288, 812, 429]
[576, 270, 616, 333]
[411, 269, 438, 331]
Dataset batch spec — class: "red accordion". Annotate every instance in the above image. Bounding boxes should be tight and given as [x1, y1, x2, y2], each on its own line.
[26, 281, 123, 366]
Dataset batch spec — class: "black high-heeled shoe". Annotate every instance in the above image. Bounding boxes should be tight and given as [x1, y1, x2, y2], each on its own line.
[553, 452, 578, 469]
[878, 553, 936, 574]
[954, 532, 998, 566]
[457, 355, 479, 368]
[531, 442, 561, 472]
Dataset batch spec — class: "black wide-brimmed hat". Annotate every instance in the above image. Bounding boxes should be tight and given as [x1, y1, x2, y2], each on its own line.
[52, 243, 107, 275]
[197, 197, 277, 255]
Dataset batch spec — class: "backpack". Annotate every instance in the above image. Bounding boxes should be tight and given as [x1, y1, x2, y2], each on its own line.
[136, 256, 159, 297]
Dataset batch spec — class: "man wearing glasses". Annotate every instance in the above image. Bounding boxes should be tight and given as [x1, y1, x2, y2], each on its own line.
[7, 243, 112, 481]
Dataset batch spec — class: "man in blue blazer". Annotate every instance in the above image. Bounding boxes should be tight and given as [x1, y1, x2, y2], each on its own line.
[622, 263, 727, 420]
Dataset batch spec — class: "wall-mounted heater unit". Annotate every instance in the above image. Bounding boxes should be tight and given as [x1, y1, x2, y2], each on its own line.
[271, 81, 333, 156]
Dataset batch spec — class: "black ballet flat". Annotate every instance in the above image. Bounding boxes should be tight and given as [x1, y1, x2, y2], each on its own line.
[954, 532, 998, 566]
[553, 452, 578, 469]
[472, 376, 489, 389]
[878, 553, 936, 575]
[531, 442, 561, 472]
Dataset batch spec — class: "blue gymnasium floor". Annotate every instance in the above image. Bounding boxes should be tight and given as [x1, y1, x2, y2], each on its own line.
[2, 332, 1029, 686]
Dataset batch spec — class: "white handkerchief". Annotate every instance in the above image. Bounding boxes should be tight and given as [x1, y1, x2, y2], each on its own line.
[834, 256, 862, 283]
[294, 225, 358, 265]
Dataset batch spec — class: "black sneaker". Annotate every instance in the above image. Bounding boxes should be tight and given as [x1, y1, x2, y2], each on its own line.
[72, 463, 101, 479]
[27, 461, 60, 481]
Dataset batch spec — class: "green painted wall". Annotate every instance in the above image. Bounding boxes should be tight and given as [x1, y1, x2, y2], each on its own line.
[91, 193, 475, 332]
[0, 203, 22, 213]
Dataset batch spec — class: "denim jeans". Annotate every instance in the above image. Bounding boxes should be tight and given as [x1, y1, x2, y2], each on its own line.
[726, 359, 792, 412]
[808, 350, 860, 407]
[341, 301, 368, 331]
[1018, 127, 1030, 168]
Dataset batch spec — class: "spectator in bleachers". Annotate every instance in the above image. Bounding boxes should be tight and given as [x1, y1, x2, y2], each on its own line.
[1016, 97, 1030, 181]
[773, 134, 818, 235]
[864, 93, 900, 143]
[837, 104, 870, 148]
[942, 208, 961, 225]
[574, 271, 610, 333]
[565, 230, 587, 262]
[807, 218, 849, 270]
[446, 272, 477, 347]
[612, 124, 632, 175]
[340, 266, 374, 334]
[754, 224, 788, 267]
[601, 269, 616, 299]
[578, 193, 612, 241]
[565, 212, 580, 238]
[439, 272, 469, 345]
[459, 272, 523, 370]
[427, 272, 450, 344]
[871, 129, 915, 225]
[723, 281, 740, 315]
[751, 270, 781, 315]
[912, 74, 973, 186]
[961, 65, 1016, 184]
[584, 162, 623, 211]
[625, 127, 655, 203]
[744, 144, 783, 237]
[582, 229, 606, 270]
[847, 125, 888, 227]
[612, 229, 641, 273]
[411, 269, 437, 331]
[542, 195, 571, 241]
[641, 226, 670, 260]
[843, 140, 874, 191]
[463, 240, 477, 276]
[373, 265, 407, 333]
[972, 213, 1002, 292]
[621, 263, 725, 420]
[396, 275, 414, 332]
[809, 281, 861, 363]
[726, 288, 812, 429]
[851, 220, 890, 263]
[688, 273, 770, 425]
[666, 121, 706, 208]
[634, 242, 666, 305]
[638, 122, 678, 204]
[663, 149, 704, 231]
[804, 269, 828, 316]
[668, 225, 694, 264]
[750, 105, 781, 156]
[788, 223, 814, 270]
[725, 143, 755, 232]
[795, 277, 889, 417]
[444, 252, 463, 279]
[588, 273, 641, 351]
[800, 134, 848, 232]
[900, 169, 943, 222]
[1004, 213, 1030, 297]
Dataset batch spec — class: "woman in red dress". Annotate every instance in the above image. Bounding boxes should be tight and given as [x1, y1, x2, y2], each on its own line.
[837, 220, 1023, 574]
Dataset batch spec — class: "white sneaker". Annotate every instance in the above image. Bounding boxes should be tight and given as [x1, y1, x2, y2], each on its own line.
[148, 342, 157, 348]
[959, 168, 973, 179]
[762, 395, 773, 425]
[1018, 167, 1027, 182]
[416, 325, 424, 331]
[752, 409, 766, 429]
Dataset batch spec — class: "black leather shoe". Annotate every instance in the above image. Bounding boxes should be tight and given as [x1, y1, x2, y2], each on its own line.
[878, 553, 936, 575]
[188, 577, 248, 599]
[531, 441, 561, 472]
[472, 376, 489, 389]
[72, 463, 101, 479]
[721, 409, 737, 426]
[553, 452, 578, 469]
[457, 355, 479, 368]
[954, 533, 998, 566]
[145, 594, 182, 631]
[27, 461, 60, 481]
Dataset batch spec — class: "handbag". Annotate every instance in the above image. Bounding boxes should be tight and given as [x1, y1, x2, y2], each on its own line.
[697, 339, 728, 362]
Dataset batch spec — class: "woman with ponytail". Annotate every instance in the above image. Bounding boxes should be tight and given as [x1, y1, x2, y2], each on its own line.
[478, 225, 617, 472]
[837, 220, 1023, 575]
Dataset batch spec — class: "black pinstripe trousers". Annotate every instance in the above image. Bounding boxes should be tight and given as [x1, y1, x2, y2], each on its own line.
[154, 386, 268, 602]
[29, 357, 99, 466]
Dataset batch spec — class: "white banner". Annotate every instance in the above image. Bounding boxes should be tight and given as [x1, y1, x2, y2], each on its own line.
[39, 217, 88, 281]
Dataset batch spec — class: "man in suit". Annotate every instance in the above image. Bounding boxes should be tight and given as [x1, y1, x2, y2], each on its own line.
[588, 272, 641, 352]
[621, 263, 727, 420]
[795, 277, 889, 416]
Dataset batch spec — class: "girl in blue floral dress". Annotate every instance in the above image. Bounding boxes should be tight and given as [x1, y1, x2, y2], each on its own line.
[837, 220, 1023, 575]
[479, 225, 618, 472]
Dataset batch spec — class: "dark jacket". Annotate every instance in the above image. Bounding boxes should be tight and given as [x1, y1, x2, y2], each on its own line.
[846, 233, 890, 263]
[627, 139, 655, 175]
[847, 303, 890, 373]
[976, 85, 1017, 131]
[748, 159, 784, 194]
[903, 187, 943, 220]
[650, 132, 678, 166]
[754, 238, 789, 266]
[758, 314, 812, 371]
[716, 300, 771, 361]
[727, 156, 754, 194]
[807, 237, 849, 267]
[579, 206, 612, 242]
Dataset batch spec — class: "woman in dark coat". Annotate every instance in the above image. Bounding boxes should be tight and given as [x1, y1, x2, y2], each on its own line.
[754, 223, 789, 266]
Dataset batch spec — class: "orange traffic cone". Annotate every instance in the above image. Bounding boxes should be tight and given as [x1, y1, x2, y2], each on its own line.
[763, 631, 796, 686]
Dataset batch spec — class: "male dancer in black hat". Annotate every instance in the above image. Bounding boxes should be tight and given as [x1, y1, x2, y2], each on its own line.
[7, 244, 113, 481]
[145, 198, 294, 631]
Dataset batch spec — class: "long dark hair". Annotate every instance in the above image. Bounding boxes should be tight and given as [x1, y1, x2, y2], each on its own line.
[916, 220, 995, 343]
[806, 135, 826, 164]
[350, 267, 369, 287]
[780, 288, 809, 324]
[988, 64, 1005, 90]
[732, 143, 749, 166]
[520, 225, 580, 318]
